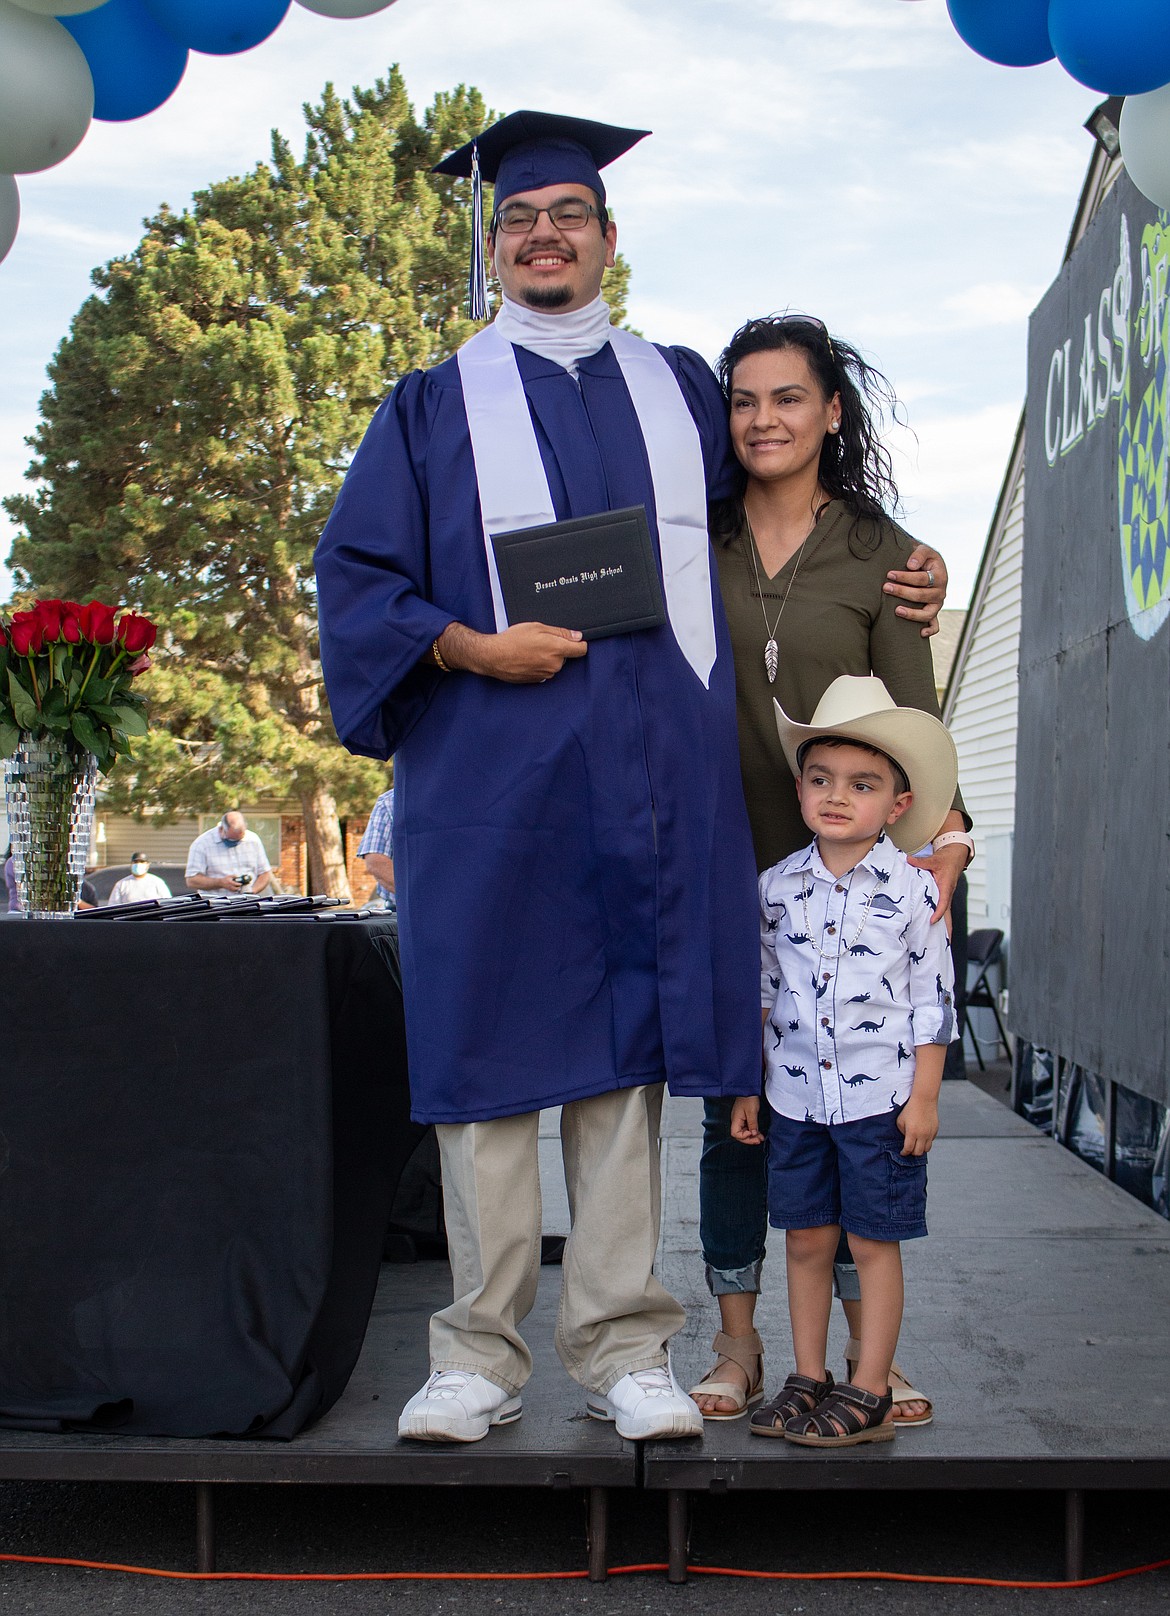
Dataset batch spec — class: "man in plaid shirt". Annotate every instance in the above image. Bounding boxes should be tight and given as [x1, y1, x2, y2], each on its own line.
[358, 788, 395, 910]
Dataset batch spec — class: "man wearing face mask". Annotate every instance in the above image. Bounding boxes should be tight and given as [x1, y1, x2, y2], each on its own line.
[185, 812, 272, 896]
[108, 852, 172, 907]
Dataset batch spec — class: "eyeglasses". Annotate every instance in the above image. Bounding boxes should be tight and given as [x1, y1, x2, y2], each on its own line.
[492, 200, 606, 235]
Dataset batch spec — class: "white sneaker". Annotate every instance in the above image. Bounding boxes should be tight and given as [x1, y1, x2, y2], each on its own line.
[398, 1370, 522, 1443]
[586, 1364, 704, 1441]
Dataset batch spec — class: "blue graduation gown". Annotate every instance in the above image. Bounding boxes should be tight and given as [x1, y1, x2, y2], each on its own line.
[315, 340, 761, 1123]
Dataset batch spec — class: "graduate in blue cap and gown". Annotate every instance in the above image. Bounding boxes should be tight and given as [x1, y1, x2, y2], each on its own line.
[315, 110, 761, 1445]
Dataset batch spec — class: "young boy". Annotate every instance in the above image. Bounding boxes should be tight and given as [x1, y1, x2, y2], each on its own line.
[732, 676, 958, 1447]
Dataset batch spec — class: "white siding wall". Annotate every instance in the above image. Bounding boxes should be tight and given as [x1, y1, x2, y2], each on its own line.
[945, 457, 1024, 935]
[99, 816, 201, 866]
[97, 813, 284, 869]
[95, 797, 294, 868]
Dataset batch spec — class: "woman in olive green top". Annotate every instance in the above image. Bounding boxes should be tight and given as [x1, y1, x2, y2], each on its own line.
[690, 315, 972, 1423]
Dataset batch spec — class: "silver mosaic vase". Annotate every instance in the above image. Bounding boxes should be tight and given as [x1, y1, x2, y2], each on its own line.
[4, 735, 99, 918]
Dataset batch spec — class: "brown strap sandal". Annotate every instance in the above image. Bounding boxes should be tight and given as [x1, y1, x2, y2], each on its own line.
[784, 1381, 895, 1447]
[688, 1329, 764, 1420]
[844, 1336, 933, 1426]
[749, 1371, 834, 1438]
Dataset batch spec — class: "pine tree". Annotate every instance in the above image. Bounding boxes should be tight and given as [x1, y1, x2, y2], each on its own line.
[4, 69, 633, 896]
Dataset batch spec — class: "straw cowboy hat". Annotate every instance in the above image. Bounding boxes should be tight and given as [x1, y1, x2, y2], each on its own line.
[773, 675, 958, 855]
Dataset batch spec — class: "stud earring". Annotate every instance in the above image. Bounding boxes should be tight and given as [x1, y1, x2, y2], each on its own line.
[829, 421, 840, 433]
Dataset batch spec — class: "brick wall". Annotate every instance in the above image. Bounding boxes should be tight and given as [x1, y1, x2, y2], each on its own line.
[279, 816, 305, 894]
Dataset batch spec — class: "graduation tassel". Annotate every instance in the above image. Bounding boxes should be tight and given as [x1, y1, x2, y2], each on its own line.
[467, 140, 489, 322]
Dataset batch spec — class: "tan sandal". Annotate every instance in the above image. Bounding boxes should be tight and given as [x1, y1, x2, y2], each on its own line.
[688, 1329, 764, 1420]
[844, 1336, 933, 1426]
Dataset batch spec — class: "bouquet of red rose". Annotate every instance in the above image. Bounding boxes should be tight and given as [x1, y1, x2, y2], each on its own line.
[0, 598, 156, 771]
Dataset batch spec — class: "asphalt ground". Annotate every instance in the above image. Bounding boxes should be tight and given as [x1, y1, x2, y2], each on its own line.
[0, 1479, 1167, 1615]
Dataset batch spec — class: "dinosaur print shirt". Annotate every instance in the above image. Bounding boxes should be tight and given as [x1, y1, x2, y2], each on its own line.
[760, 834, 954, 1125]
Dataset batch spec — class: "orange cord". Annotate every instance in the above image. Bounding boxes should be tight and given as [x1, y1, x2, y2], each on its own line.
[0, 1553, 1166, 1588]
[687, 1559, 1170, 1589]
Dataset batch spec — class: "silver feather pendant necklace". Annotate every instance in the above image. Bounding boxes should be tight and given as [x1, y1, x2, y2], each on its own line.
[742, 498, 827, 685]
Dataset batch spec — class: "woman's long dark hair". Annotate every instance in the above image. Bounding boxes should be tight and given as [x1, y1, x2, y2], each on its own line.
[711, 314, 905, 552]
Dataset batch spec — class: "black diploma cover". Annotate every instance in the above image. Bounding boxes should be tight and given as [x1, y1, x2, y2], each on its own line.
[490, 505, 666, 640]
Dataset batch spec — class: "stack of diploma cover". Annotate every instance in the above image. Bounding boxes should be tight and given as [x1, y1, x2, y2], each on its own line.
[491, 504, 666, 639]
[75, 893, 346, 921]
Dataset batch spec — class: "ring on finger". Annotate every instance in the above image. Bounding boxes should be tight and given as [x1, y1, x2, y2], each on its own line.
[926, 569, 935, 587]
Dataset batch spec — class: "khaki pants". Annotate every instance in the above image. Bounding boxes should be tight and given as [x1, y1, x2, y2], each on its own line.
[430, 1083, 684, 1397]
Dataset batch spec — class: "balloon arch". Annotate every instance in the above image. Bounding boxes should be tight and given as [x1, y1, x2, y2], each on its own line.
[5, 0, 1170, 266]
[0, 0, 398, 265]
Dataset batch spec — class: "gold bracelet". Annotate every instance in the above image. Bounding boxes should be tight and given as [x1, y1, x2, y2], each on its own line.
[431, 638, 452, 673]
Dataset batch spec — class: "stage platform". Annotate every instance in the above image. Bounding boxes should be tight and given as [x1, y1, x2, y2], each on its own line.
[0, 1080, 1167, 1582]
[654, 1078, 1170, 1577]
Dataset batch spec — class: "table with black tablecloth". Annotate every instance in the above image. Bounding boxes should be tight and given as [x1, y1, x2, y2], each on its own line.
[0, 916, 420, 1439]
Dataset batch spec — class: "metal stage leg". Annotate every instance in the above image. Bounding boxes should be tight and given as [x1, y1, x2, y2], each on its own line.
[586, 1487, 608, 1581]
[1064, 1489, 1085, 1582]
[195, 1482, 216, 1573]
[666, 1490, 688, 1583]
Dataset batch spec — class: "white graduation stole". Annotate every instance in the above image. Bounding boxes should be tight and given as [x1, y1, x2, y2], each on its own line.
[456, 321, 717, 687]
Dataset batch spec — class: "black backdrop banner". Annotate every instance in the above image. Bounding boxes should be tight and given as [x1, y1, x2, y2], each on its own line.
[1017, 169, 1170, 1109]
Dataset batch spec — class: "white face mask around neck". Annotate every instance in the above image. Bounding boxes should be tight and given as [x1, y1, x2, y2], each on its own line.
[492, 293, 613, 376]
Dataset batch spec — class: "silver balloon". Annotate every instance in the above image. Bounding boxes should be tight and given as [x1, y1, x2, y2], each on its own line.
[8, 0, 108, 14]
[294, 0, 398, 17]
[0, 173, 18, 264]
[0, 3, 93, 174]
[1120, 85, 1170, 211]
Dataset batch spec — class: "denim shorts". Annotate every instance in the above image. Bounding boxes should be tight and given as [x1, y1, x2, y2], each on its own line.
[765, 1107, 928, 1242]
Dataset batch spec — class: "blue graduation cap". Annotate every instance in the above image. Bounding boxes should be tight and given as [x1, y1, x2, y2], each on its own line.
[433, 111, 650, 321]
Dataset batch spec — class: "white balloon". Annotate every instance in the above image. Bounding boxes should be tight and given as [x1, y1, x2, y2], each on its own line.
[294, 0, 398, 17]
[8, 0, 108, 14]
[0, 173, 19, 265]
[1120, 85, 1170, 212]
[0, 3, 93, 175]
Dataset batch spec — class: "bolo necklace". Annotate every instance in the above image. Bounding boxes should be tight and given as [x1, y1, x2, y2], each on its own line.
[742, 497, 828, 684]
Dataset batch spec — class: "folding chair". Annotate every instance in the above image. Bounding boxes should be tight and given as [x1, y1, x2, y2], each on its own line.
[965, 928, 1010, 1070]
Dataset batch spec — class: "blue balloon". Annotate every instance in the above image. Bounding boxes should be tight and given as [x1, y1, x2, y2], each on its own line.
[141, 0, 290, 56]
[62, 0, 187, 122]
[1049, 0, 1170, 95]
[945, 0, 1053, 68]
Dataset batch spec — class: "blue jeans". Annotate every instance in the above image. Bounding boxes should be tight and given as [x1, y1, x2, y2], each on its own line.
[699, 1097, 860, 1300]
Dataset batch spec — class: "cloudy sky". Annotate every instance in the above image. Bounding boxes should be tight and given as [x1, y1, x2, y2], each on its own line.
[0, 0, 1100, 604]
